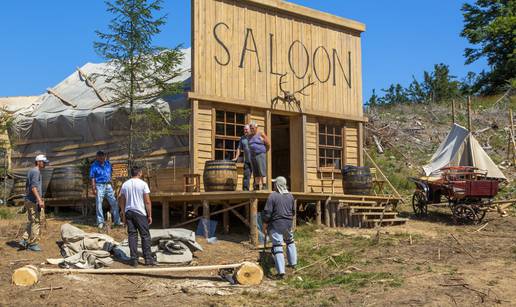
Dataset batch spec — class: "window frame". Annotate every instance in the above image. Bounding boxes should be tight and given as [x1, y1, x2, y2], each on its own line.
[213, 108, 247, 161]
[317, 121, 345, 171]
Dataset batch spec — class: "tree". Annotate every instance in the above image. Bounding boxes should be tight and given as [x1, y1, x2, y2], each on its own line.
[407, 77, 427, 103]
[94, 0, 186, 167]
[380, 84, 410, 105]
[423, 64, 461, 103]
[461, 0, 516, 94]
[367, 89, 380, 106]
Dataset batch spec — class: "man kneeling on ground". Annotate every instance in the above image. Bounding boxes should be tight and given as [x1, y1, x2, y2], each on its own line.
[119, 166, 155, 266]
[262, 176, 298, 279]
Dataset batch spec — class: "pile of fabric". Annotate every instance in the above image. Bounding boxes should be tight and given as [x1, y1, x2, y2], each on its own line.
[47, 224, 202, 269]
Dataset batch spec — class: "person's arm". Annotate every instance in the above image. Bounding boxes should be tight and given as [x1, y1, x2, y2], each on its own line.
[119, 194, 126, 224]
[144, 193, 152, 225]
[232, 147, 241, 161]
[261, 132, 270, 149]
[32, 186, 44, 209]
[262, 195, 274, 233]
[144, 183, 152, 225]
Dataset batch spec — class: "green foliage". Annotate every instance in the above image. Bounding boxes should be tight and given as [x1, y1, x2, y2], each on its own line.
[94, 0, 187, 162]
[287, 272, 402, 291]
[0, 207, 15, 219]
[461, 0, 516, 94]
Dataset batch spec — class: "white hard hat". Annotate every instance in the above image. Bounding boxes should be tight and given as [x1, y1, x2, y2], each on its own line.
[35, 154, 49, 163]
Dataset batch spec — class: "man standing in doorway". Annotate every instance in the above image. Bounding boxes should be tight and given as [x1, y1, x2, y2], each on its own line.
[19, 154, 49, 251]
[232, 124, 253, 191]
[262, 176, 297, 279]
[90, 151, 121, 229]
[119, 166, 154, 266]
[249, 122, 270, 190]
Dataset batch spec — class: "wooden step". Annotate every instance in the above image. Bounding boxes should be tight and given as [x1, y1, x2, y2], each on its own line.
[347, 206, 385, 212]
[351, 212, 398, 217]
[339, 200, 377, 205]
[363, 218, 409, 223]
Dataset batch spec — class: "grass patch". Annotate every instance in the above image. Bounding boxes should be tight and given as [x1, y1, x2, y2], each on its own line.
[286, 272, 402, 291]
[0, 207, 16, 219]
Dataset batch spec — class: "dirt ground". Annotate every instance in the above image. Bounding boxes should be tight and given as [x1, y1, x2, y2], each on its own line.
[1, 205, 515, 306]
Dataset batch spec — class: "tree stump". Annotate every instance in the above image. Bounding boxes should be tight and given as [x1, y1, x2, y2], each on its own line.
[12, 265, 40, 286]
[234, 262, 263, 285]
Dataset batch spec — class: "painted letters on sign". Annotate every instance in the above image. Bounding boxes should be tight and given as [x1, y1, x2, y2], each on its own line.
[213, 24, 352, 89]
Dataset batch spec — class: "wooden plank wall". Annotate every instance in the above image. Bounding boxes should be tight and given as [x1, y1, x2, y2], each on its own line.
[192, 0, 364, 120]
[305, 116, 359, 193]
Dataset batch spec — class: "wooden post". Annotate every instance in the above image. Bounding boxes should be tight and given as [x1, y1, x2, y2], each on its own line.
[182, 202, 187, 221]
[451, 99, 455, 124]
[330, 202, 336, 228]
[467, 96, 472, 132]
[358, 122, 364, 166]
[202, 200, 209, 239]
[250, 198, 258, 246]
[223, 204, 229, 234]
[315, 200, 322, 226]
[508, 109, 516, 165]
[162, 202, 170, 228]
[324, 197, 331, 226]
[292, 199, 297, 230]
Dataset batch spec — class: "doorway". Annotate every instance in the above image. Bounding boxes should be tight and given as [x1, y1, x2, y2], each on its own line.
[271, 115, 291, 189]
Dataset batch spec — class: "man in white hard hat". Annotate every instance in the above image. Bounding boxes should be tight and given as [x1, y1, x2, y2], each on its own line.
[19, 154, 48, 251]
[261, 176, 297, 279]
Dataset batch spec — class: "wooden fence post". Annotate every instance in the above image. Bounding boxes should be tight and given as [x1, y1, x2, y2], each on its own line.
[250, 198, 258, 246]
[202, 200, 209, 239]
[315, 200, 322, 226]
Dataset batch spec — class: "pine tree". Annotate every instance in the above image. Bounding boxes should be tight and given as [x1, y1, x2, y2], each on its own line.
[94, 0, 186, 167]
[461, 0, 516, 94]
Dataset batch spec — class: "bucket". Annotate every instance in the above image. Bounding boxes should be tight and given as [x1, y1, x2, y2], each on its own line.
[203, 160, 238, 192]
[50, 166, 83, 198]
[342, 165, 372, 195]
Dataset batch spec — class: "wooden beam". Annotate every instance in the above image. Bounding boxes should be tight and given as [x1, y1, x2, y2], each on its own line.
[451, 99, 456, 124]
[47, 88, 77, 107]
[162, 202, 170, 228]
[172, 201, 249, 228]
[250, 198, 258, 246]
[363, 149, 405, 204]
[223, 204, 229, 234]
[240, 0, 366, 33]
[266, 110, 272, 188]
[324, 197, 331, 226]
[358, 122, 364, 166]
[315, 200, 322, 226]
[230, 208, 250, 228]
[202, 200, 209, 239]
[190, 99, 199, 175]
[188, 92, 369, 123]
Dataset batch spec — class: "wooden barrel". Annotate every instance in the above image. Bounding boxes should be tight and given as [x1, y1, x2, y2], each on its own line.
[50, 166, 83, 198]
[342, 166, 372, 195]
[203, 160, 238, 192]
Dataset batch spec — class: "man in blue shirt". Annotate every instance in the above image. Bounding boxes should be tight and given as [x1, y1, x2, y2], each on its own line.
[89, 151, 121, 228]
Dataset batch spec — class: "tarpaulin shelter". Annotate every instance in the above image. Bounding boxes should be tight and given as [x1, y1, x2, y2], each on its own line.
[8, 49, 192, 172]
[422, 123, 506, 180]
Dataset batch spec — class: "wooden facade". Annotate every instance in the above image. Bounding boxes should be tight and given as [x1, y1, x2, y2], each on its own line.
[188, 0, 366, 193]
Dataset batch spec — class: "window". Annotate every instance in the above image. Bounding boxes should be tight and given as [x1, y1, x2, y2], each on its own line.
[318, 123, 343, 169]
[214, 110, 246, 160]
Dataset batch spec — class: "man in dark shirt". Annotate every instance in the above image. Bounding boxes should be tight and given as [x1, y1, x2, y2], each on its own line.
[89, 151, 121, 228]
[232, 124, 252, 190]
[19, 154, 48, 251]
[262, 176, 297, 279]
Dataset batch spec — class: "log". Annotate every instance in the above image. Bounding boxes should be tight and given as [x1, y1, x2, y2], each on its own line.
[13, 262, 263, 286]
[12, 265, 40, 286]
[373, 135, 384, 154]
[315, 200, 322, 226]
[233, 262, 264, 286]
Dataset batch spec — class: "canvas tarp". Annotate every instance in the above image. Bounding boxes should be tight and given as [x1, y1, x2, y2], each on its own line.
[422, 123, 506, 180]
[8, 48, 192, 170]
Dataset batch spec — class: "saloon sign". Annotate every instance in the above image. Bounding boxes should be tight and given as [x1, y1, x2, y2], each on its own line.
[212, 22, 352, 88]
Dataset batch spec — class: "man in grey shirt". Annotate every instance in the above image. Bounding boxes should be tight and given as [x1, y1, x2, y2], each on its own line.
[233, 124, 252, 190]
[19, 154, 48, 251]
[262, 176, 297, 279]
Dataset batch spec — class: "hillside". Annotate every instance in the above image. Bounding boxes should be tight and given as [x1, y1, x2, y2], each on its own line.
[364, 95, 516, 202]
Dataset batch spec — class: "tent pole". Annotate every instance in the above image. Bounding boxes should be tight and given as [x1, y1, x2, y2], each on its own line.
[451, 99, 455, 124]
[467, 96, 472, 132]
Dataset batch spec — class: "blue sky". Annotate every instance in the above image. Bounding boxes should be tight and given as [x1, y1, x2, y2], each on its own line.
[0, 0, 485, 102]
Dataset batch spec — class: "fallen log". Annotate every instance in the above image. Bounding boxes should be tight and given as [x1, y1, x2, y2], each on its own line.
[12, 262, 263, 287]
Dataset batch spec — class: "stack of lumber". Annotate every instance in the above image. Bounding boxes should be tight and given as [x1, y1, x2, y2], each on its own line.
[327, 200, 407, 228]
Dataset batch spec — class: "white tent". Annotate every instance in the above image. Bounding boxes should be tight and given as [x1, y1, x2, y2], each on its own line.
[9, 49, 192, 170]
[423, 123, 506, 180]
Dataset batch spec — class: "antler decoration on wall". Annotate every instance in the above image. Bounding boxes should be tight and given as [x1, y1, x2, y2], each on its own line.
[271, 73, 316, 112]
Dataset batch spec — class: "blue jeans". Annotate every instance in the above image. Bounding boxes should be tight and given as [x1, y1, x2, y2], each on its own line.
[270, 228, 297, 275]
[95, 183, 120, 225]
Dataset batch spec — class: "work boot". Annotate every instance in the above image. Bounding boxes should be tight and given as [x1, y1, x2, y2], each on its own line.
[27, 243, 42, 252]
[128, 259, 138, 267]
[271, 273, 285, 280]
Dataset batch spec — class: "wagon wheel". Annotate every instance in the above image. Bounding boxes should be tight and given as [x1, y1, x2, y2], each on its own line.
[473, 206, 487, 223]
[452, 204, 478, 225]
[412, 190, 428, 217]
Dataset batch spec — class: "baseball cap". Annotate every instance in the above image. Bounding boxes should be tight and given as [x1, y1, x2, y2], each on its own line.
[96, 150, 106, 156]
[272, 176, 289, 194]
[35, 154, 49, 163]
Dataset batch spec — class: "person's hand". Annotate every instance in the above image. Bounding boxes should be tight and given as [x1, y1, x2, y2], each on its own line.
[38, 199, 45, 209]
[232, 157, 238, 162]
[121, 214, 126, 225]
[92, 188, 97, 196]
[147, 216, 152, 225]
